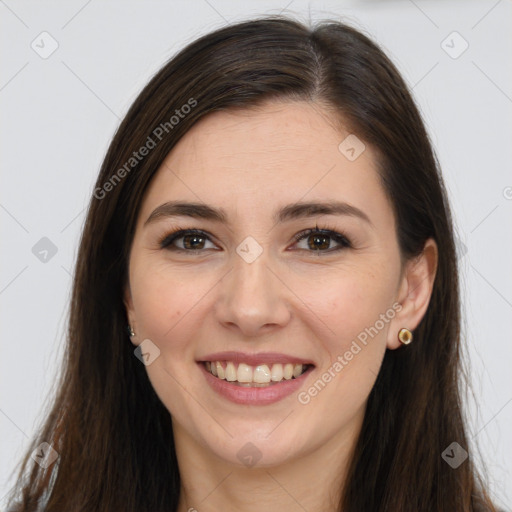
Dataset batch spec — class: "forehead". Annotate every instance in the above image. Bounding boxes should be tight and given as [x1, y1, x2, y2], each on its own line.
[138, 101, 392, 228]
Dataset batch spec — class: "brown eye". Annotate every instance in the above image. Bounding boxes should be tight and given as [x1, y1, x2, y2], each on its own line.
[293, 229, 352, 253]
[158, 227, 351, 255]
[159, 229, 216, 251]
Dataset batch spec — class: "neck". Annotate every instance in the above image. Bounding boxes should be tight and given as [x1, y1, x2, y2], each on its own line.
[174, 410, 364, 512]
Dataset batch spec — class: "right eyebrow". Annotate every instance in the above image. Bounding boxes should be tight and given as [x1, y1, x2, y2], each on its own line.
[144, 201, 228, 227]
[144, 200, 374, 229]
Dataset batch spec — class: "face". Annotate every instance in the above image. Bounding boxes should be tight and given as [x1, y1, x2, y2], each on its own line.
[125, 100, 416, 468]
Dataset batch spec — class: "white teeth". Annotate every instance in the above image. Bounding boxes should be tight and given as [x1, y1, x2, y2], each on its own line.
[216, 361, 225, 379]
[253, 364, 271, 383]
[225, 361, 237, 382]
[205, 361, 308, 384]
[270, 363, 283, 381]
[237, 363, 253, 383]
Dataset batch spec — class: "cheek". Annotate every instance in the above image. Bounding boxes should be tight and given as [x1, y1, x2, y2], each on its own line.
[295, 265, 397, 349]
[290, 270, 395, 436]
[129, 264, 209, 414]
[130, 260, 228, 372]
[130, 263, 199, 346]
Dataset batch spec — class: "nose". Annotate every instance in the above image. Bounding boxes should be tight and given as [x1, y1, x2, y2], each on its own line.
[214, 247, 292, 337]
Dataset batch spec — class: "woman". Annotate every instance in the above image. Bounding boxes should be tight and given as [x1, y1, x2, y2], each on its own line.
[6, 16, 499, 512]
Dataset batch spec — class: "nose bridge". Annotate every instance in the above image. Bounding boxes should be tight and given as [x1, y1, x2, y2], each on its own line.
[215, 237, 291, 333]
[230, 241, 275, 306]
[234, 245, 271, 294]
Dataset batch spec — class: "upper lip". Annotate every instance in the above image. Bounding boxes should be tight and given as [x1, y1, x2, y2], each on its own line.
[198, 351, 315, 367]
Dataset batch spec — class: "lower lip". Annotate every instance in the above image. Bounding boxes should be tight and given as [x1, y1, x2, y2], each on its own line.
[198, 363, 314, 405]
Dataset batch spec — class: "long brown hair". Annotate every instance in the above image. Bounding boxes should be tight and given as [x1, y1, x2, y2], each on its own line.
[6, 16, 498, 511]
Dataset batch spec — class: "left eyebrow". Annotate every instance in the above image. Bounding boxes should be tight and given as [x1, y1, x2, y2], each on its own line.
[144, 200, 374, 228]
[275, 200, 373, 227]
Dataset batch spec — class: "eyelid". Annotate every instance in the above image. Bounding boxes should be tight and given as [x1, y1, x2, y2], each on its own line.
[291, 227, 352, 251]
[158, 224, 352, 253]
[158, 227, 217, 250]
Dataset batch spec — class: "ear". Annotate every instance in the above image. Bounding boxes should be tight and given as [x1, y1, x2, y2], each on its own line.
[123, 282, 138, 346]
[124, 282, 133, 311]
[387, 238, 438, 349]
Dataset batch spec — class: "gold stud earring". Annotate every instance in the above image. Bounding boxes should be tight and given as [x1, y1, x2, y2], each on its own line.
[127, 325, 135, 337]
[398, 328, 413, 345]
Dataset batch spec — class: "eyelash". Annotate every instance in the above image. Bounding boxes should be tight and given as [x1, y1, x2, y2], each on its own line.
[158, 223, 352, 255]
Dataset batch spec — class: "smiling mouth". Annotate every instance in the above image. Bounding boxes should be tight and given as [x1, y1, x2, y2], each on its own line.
[202, 361, 312, 387]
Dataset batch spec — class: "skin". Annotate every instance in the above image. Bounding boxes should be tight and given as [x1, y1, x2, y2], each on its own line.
[124, 100, 438, 512]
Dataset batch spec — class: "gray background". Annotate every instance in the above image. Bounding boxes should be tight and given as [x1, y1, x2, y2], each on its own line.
[1, 0, 511, 509]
